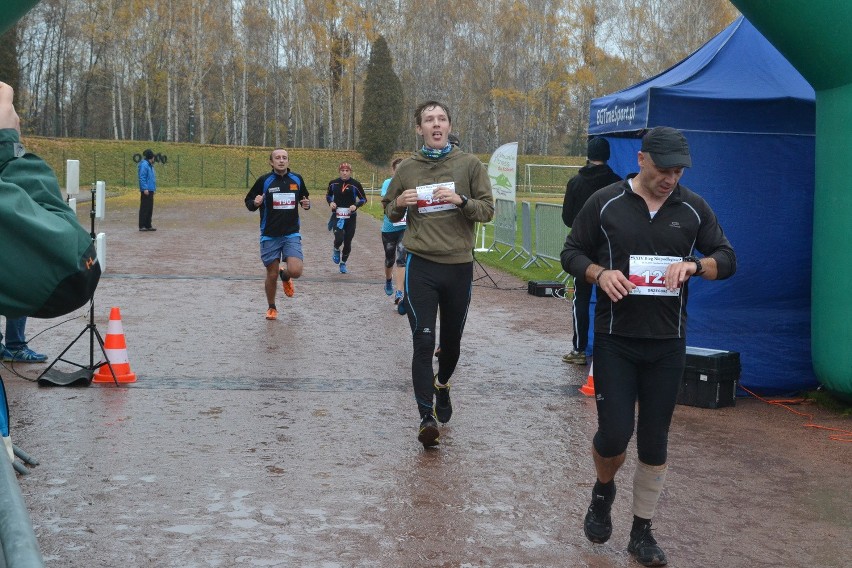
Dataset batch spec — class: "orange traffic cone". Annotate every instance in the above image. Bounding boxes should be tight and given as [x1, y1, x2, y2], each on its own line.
[93, 307, 137, 383]
[579, 361, 595, 396]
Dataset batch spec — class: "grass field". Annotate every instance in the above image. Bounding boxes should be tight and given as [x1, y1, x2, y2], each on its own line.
[24, 135, 584, 195]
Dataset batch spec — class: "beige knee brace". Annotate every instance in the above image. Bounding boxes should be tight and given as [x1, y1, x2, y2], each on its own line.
[632, 461, 668, 519]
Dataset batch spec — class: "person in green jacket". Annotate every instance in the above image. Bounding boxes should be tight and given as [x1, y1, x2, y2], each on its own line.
[382, 100, 494, 448]
[0, 81, 100, 318]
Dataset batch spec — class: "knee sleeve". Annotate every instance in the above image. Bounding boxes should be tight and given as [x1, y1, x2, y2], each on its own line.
[383, 242, 396, 268]
[632, 461, 668, 519]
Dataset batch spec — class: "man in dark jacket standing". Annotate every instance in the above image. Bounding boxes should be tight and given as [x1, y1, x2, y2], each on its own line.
[561, 137, 621, 365]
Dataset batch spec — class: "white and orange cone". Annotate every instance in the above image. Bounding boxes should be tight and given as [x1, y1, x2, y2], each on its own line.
[579, 362, 595, 397]
[93, 307, 137, 383]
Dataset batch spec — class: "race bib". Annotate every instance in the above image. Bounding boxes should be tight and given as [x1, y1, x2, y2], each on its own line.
[628, 255, 681, 296]
[272, 192, 296, 210]
[336, 207, 351, 219]
[392, 211, 408, 227]
[416, 182, 456, 213]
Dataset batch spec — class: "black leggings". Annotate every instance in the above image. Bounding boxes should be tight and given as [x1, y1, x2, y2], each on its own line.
[333, 214, 357, 262]
[402, 254, 473, 415]
[592, 333, 685, 466]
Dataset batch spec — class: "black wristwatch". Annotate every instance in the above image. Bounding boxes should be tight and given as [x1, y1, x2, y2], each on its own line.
[683, 255, 704, 275]
[459, 195, 469, 209]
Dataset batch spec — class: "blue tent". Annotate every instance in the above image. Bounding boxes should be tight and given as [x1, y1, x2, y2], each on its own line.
[588, 16, 817, 395]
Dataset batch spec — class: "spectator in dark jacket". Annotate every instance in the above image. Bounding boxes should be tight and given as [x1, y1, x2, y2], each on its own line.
[561, 137, 622, 365]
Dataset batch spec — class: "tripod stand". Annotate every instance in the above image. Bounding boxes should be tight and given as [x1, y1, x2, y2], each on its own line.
[472, 251, 499, 288]
[37, 185, 118, 386]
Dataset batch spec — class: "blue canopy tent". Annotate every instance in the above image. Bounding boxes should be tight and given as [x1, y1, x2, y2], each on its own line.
[589, 16, 817, 394]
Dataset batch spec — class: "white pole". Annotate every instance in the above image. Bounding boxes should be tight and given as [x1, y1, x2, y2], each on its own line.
[95, 181, 106, 219]
[66, 159, 80, 195]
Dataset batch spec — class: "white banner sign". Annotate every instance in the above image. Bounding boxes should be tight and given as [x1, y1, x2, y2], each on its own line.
[487, 142, 518, 202]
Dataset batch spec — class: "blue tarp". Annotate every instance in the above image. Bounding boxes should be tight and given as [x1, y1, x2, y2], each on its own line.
[588, 17, 817, 395]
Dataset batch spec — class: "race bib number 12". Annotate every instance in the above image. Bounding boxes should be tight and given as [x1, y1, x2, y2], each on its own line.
[628, 255, 681, 296]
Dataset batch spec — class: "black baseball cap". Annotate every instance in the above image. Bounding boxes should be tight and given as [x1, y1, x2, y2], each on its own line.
[641, 126, 691, 168]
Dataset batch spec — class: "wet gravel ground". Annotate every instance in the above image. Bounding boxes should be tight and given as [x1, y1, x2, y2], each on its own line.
[4, 195, 850, 567]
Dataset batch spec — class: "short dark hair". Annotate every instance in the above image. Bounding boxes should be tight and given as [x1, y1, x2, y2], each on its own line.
[143, 149, 154, 160]
[415, 100, 451, 126]
[269, 148, 289, 160]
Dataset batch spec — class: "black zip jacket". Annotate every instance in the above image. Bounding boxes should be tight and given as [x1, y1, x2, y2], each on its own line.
[244, 170, 309, 238]
[562, 163, 622, 227]
[561, 179, 736, 339]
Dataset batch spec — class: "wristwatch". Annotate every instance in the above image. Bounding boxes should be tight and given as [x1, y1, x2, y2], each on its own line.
[459, 195, 469, 208]
[683, 255, 704, 275]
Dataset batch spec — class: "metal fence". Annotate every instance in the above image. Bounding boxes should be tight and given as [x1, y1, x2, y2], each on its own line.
[0, 455, 44, 567]
[491, 198, 517, 256]
[533, 202, 568, 265]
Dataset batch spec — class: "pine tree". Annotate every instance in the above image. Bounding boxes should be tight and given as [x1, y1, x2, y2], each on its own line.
[357, 36, 403, 166]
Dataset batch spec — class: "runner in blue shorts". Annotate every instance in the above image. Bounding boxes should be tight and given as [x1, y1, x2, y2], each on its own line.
[245, 148, 311, 320]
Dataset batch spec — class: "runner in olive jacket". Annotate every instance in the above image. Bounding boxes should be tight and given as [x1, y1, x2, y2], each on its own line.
[384, 149, 493, 263]
[0, 82, 100, 318]
[381, 100, 493, 448]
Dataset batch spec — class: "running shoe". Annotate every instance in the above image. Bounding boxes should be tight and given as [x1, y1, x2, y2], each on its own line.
[628, 521, 668, 566]
[280, 270, 295, 297]
[434, 376, 452, 423]
[394, 290, 403, 305]
[384, 279, 393, 296]
[417, 413, 440, 448]
[265, 307, 278, 320]
[584, 485, 616, 543]
[332, 248, 341, 264]
[1, 347, 47, 363]
[339, 262, 348, 274]
[397, 297, 406, 315]
[562, 350, 587, 365]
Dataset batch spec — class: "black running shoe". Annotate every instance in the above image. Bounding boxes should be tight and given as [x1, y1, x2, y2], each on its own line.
[583, 488, 615, 543]
[434, 377, 452, 423]
[417, 413, 440, 448]
[628, 522, 667, 566]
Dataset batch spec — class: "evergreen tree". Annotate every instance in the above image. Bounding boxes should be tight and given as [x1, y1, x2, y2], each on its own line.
[357, 36, 403, 166]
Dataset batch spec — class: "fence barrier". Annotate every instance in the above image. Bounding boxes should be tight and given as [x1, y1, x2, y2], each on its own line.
[0, 454, 44, 567]
[492, 199, 517, 257]
[523, 201, 567, 270]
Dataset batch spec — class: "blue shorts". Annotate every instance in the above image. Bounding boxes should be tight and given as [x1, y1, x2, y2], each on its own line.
[260, 235, 303, 267]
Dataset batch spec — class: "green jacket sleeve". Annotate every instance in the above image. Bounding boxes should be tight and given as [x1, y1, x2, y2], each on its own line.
[0, 128, 100, 318]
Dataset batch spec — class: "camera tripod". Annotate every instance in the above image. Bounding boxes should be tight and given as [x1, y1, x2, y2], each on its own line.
[37, 185, 119, 386]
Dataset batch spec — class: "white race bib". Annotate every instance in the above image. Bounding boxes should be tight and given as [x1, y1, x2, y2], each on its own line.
[272, 192, 296, 210]
[416, 182, 456, 213]
[628, 255, 681, 296]
[336, 207, 351, 219]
